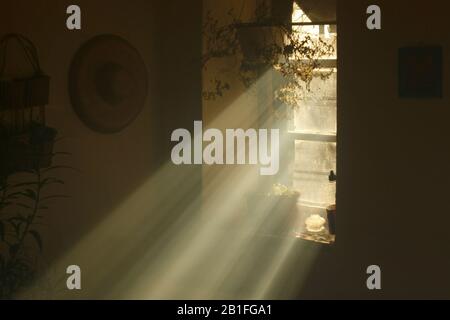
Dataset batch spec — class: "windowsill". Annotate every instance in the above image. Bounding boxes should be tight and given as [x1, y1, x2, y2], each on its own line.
[288, 130, 337, 143]
[295, 231, 335, 245]
[248, 230, 335, 245]
[223, 218, 336, 245]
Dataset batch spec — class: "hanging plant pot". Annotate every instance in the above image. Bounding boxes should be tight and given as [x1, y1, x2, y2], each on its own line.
[236, 26, 285, 64]
[2, 123, 57, 173]
[295, 0, 336, 22]
[0, 75, 50, 110]
[0, 34, 50, 110]
[0, 80, 26, 109]
[0, 34, 54, 176]
[271, 0, 294, 25]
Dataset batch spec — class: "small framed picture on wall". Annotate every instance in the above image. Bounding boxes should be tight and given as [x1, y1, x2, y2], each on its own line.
[398, 45, 443, 98]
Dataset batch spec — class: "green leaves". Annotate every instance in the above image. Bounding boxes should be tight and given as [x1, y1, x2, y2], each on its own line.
[22, 188, 37, 200]
[40, 195, 70, 202]
[9, 182, 39, 189]
[4, 191, 25, 200]
[51, 151, 72, 157]
[0, 148, 73, 299]
[15, 203, 32, 210]
[4, 188, 37, 201]
[0, 201, 12, 210]
[41, 165, 78, 174]
[40, 177, 64, 187]
[9, 214, 29, 224]
[29, 230, 42, 252]
[8, 215, 27, 237]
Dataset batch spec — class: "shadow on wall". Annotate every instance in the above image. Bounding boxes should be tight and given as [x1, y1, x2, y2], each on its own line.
[1, 0, 203, 299]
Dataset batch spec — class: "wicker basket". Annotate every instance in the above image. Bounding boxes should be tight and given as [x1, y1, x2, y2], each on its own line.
[0, 34, 49, 110]
[0, 34, 55, 175]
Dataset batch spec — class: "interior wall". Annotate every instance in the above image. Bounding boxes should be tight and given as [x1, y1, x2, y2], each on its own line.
[201, 0, 286, 221]
[201, 0, 260, 218]
[3, 0, 450, 299]
[2, 0, 202, 298]
[3, 0, 159, 262]
[298, 0, 450, 299]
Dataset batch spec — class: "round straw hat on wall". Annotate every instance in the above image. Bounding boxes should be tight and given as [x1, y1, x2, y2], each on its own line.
[69, 34, 148, 133]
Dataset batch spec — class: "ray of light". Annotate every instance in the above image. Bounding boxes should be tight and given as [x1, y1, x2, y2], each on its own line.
[21, 68, 322, 300]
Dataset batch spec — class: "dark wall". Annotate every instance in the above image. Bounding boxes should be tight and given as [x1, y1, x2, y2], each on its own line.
[2, 0, 202, 287]
[4, 0, 450, 299]
[294, 0, 450, 299]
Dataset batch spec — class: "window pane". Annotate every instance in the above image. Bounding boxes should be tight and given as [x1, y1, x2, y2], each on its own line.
[293, 71, 337, 133]
[293, 140, 336, 206]
[290, 3, 337, 241]
[294, 140, 336, 173]
[293, 172, 335, 207]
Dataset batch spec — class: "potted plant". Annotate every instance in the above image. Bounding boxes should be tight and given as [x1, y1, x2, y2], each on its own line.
[0, 34, 64, 299]
[0, 156, 70, 299]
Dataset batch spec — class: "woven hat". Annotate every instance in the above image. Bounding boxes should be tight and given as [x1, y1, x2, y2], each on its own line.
[69, 34, 148, 133]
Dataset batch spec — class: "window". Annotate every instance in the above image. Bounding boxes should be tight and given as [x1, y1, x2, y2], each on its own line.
[289, 3, 337, 243]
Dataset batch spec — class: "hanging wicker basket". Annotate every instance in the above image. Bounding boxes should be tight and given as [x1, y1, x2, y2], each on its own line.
[0, 34, 56, 175]
[0, 34, 50, 109]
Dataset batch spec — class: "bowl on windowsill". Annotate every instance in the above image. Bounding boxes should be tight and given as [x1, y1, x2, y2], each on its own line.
[305, 214, 326, 233]
[295, 211, 336, 245]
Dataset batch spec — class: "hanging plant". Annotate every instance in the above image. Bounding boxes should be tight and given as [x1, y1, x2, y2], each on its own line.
[0, 34, 69, 299]
[202, 10, 241, 68]
[0, 34, 57, 177]
[271, 0, 295, 25]
[202, 3, 336, 111]
[273, 30, 335, 112]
